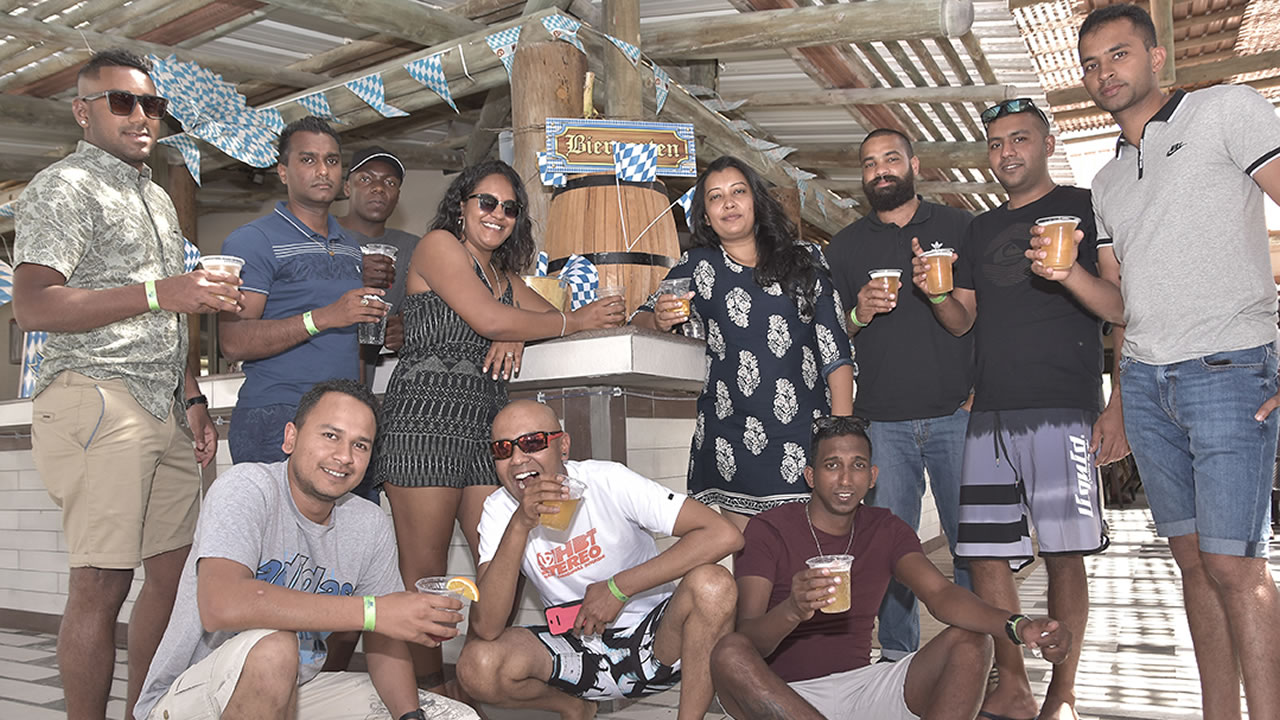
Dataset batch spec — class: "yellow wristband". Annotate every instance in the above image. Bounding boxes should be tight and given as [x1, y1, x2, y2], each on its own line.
[302, 310, 320, 337]
[144, 280, 161, 312]
[607, 576, 629, 603]
[362, 595, 376, 631]
[929, 293, 948, 305]
[849, 308, 868, 328]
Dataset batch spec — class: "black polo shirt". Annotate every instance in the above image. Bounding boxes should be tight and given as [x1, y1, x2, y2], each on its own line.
[826, 198, 974, 422]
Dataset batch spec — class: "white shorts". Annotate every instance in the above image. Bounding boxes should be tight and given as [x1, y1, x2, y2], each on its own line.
[145, 629, 478, 720]
[729, 653, 919, 720]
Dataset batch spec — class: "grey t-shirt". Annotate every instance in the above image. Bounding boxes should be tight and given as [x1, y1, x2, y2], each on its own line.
[135, 462, 402, 720]
[1092, 85, 1280, 364]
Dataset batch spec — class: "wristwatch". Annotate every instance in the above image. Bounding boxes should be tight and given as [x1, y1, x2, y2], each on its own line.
[1005, 614, 1030, 646]
[184, 394, 208, 410]
[398, 710, 426, 720]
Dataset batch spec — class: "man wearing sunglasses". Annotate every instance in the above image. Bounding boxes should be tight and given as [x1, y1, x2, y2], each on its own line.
[824, 128, 976, 665]
[910, 97, 1115, 720]
[13, 48, 243, 720]
[458, 399, 743, 720]
[218, 117, 387, 491]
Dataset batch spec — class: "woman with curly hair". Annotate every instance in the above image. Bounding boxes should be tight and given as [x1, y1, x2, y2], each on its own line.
[635, 156, 856, 530]
[369, 160, 623, 690]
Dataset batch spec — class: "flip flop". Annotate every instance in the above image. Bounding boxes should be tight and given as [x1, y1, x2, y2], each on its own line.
[978, 711, 1035, 720]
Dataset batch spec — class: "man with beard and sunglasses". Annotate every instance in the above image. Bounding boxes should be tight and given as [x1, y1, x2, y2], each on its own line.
[218, 117, 386, 491]
[823, 128, 975, 666]
[13, 48, 241, 720]
[910, 98, 1117, 720]
[458, 399, 743, 720]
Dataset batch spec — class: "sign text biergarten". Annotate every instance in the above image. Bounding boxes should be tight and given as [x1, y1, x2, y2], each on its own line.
[544, 118, 696, 177]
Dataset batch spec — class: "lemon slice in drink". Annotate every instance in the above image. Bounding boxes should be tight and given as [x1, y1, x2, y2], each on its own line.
[446, 576, 479, 602]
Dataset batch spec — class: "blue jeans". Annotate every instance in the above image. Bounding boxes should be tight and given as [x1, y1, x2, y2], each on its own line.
[865, 406, 971, 659]
[1120, 343, 1278, 557]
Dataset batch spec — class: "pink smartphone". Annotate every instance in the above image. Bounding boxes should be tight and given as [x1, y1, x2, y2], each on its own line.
[545, 600, 583, 636]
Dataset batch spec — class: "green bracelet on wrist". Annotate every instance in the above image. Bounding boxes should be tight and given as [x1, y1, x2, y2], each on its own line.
[849, 308, 869, 328]
[362, 595, 376, 632]
[607, 576, 629, 603]
[302, 310, 320, 337]
[929, 293, 948, 305]
[144, 280, 161, 312]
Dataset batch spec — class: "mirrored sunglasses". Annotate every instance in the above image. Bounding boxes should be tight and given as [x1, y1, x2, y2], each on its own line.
[490, 430, 565, 460]
[468, 192, 522, 219]
[980, 97, 1050, 129]
[79, 90, 168, 119]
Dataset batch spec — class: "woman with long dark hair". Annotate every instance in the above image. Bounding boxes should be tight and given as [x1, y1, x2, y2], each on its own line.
[635, 156, 856, 530]
[370, 160, 622, 691]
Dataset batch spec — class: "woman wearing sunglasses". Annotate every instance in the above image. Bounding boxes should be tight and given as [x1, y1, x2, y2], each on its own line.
[368, 160, 624, 694]
[634, 156, 856, 531]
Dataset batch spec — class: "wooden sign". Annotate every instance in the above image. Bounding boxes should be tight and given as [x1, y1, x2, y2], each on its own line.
[544, 118, 696, 177]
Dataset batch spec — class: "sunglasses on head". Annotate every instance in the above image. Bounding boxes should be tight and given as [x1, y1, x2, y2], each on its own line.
[980, 98, 1050, 129]
[490, 430, 565, 460]
[468, 193, 522, 219]
[79, 90, 168, 119]
[811, 415, 871, 435]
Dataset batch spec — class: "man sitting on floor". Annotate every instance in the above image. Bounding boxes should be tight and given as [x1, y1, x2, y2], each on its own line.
[458, 398, 743, 720]
[135, 380, 476, 720]
[710, 416, 1070, 720]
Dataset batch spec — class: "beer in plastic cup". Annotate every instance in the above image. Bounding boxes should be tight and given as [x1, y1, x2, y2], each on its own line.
[1035, 215, 1081, 270]
[868, 269, 902, 299]
[658, 278, 692, 319]
[806, 554, 854, 614]
[415, 576, 466, 642]
[357, 296, 391, 345]
[361, 244, 398, 290]
[199, 255, 245, 304]
[921, 245, 955, 295]
[540, 477, 586, 531]
[597, 285, 626, 328]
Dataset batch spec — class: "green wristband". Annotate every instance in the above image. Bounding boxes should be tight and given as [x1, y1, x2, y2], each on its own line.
[849, 308, 869, 328]
[302, 310, 320, 337]
[607, 576, 629, 603]
[362, 595, 376, 631]
[144, 280, 161, 312]
[929, 293, 948, 305]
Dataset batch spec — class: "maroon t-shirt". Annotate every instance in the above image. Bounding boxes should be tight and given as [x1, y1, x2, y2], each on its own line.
[735, 502, 922, 682]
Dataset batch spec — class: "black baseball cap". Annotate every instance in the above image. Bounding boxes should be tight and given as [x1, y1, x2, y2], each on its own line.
[348, 146, 405, 180]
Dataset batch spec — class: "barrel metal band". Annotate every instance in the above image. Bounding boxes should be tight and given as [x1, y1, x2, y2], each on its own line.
[551, 175, 667, 197]
[547, 252, 678, 273]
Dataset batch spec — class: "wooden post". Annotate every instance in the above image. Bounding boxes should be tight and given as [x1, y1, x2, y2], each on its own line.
[770, 187, 803, 243]
[1152, 0, 1177, 87]
[511, 33, 585, 254]
[603, 0, 642, 119]
[165, 158, 202, 377]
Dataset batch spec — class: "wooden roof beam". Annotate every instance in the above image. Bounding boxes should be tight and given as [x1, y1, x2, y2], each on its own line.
[1047, 48, 1280, 107]
[828, 180, 1005, 197]
[254, 0, 484, 46]
[722, 84, 1020, 107]
[789, 142, 991, 170]
[642, 0, 974, 60]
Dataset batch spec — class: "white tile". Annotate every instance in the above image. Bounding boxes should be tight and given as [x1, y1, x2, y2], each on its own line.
[17, 470, 45, 491]
[0, 632, 45, 647]
[0, 675, 63, 704]
[5, 491, 58, 511]
[0, 698, 66, 720]
[0, 568, 58, 593]
[17, 510, 62, 532]
[18, 550, 67, 573]
[626, 418, 696, 450]
[0, 643, 53, 664]
[0, 529, 58, 552]
[0, 511, 18, 530]
[0, 471, 18, 490]
[0, 658, 57, 682]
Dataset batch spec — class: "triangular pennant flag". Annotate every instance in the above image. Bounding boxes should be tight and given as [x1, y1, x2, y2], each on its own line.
[486, 26, 522, 77]
[833, 196, 857, 209]
[259, 108, 286, 133]
[764, 145, 797, 162]
[653, 65, 672, 115]
[345, 73, 409, 118]
[701, 97, 747, 113]
[604, 33, 641, 66]
[542, 15, 585, 53]
[183, 238, 201, 273]
[158, 134, 203, 186]
[676, 185, 696, 224]
[0, 201, 13, 218]
[537, 151, 566, 187]
[613, 143, 657, 183]
[297, 92, 341, 121]
[815, 187, 828, 219]
[404, 55, 458, 113]
[19, 330, 47, 399]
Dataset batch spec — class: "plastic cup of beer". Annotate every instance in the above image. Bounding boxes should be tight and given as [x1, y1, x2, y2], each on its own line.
[415, 576, 466, 642]
[596, 285, 626, 327]
[921, 246, 955, 295]
[357, 296, 391, 345]
[806, 554, 854, 614]
[868, 269, 902, 299]
[658, 278, 692, 320]
[199, 254, 245, 304]
[1035, 215, 1081, 270]
[361, 244, 398, 290]
[540, 477, 586, 531]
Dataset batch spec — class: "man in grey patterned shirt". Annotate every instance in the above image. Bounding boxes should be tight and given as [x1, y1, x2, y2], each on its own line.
[13, 49, 241, 720]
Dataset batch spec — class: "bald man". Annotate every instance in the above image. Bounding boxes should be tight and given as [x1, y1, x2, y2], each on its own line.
[458, 400, 743, 720]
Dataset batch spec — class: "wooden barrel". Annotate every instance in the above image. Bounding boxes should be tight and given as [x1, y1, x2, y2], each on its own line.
[544, 174, 681, 317]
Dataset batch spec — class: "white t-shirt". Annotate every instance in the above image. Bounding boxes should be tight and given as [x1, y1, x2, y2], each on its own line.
[477, 459, 687, 629]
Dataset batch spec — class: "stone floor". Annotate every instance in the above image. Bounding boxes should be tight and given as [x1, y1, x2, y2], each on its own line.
[2, 501, 1276, 719]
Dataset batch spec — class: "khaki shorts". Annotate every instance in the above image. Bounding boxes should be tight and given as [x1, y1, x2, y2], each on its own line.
[32, 371, 200, 569]
[726, 653, 919, 720]
[145, 629, 479, 720]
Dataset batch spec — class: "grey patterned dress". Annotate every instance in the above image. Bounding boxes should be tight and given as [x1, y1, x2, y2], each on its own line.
[371, 262, 512, 489]
[641, 244, 855, 515]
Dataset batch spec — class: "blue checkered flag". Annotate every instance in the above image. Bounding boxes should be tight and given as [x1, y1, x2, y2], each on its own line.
[654, 65, 672, 115]
[613, 143, 657, 183]
[346, 73, 409, 118]
[0, 259, 11, 305]
[538, 151, 566, 187]
[183, 238, 201, 273]
[676, 185, 696, 226]
[605, 33, 641, 66]
[297, 92, 341, 122]
[542, 15, 585, 53]
[404, 55, 457, 113]
[559, 254, 599, 310]
[486, 27, 522, 77]
[158, 134, 203, 185]
[19, 330, 47, 399]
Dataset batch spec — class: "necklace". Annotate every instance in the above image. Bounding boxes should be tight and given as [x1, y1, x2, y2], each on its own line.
[806, 500, 855, 558]
[470, 253, 501, 295]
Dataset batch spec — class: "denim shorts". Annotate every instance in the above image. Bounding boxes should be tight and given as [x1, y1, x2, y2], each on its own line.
[1119, 342, 1279, 557]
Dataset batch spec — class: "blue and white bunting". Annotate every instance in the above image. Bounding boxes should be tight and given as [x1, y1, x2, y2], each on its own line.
[486, 26, 522, 77]
[19, 331, 46, 399]
[559, 254, 600, 309]
[537, 151, 566, 187]
[345, 73, 408, 118]
[676, 185, 696, 225]
[536, 251, 549, 277]
[0, 201, 13, 218]
[404, 55, 457, 113]
[183, 238, 201, 273]
[613, 143, 657, 183]
[297, 92, 341, 122]
[653, 65, 672, 115]
[604, 34, 641, 66]
[542, 15, 585, 53]
[701, 97, 747, 113]
[0, 259, 12, 305]
[158, 134, 203, 185]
